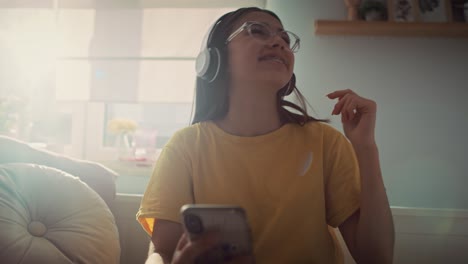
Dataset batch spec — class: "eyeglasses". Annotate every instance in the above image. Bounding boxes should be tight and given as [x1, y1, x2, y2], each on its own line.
[226, 21, 300, 53]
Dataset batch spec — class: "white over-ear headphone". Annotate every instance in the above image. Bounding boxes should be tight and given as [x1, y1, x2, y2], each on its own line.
[195, 20, 223, 83]
[195, 48, 221, 83]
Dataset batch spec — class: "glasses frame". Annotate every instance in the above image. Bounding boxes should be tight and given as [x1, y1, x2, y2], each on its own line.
[225, 21, 300, 53]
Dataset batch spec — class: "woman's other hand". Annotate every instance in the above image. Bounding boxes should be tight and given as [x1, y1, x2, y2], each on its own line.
[171, 232, 254, 264]
[327, 89, 377, 147]
[171, 232, 219, 264]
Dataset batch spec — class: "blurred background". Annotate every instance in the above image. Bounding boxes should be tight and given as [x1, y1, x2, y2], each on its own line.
[0, 0, 266, 167]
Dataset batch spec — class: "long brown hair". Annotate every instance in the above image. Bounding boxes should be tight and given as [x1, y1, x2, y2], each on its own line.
[191, 7, 327, 125]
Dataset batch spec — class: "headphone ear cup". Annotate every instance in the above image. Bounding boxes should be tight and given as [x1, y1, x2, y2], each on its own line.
[195, 49, 211, 77]
[195, 47, 221, 83]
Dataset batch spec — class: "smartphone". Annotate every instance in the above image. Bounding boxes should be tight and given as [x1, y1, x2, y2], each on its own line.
[180, 204, 253, 263]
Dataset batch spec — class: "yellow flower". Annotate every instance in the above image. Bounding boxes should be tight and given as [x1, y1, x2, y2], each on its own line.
[107, 118, 138, 134]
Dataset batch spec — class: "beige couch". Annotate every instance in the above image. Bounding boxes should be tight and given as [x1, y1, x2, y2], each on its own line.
[0, 136, 121, 263]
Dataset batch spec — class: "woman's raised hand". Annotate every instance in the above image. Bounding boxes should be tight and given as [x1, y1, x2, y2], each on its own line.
[327, 89, 377, 147]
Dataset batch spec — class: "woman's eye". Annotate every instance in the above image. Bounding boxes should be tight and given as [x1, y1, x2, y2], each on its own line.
[250, 25, 269, 36]
[281, 33, 291, 44]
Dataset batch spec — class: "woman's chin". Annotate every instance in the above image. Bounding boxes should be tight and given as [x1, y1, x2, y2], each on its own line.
[257, 74, 291, 88]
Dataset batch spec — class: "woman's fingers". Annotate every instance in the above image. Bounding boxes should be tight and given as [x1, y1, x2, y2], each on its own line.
[173, 232, 255, 264]
[329, 89, 375, 122]
[331, 93, 357, 122]
[327, 89, 355, 100]
[175, 232, 190, 251]
[342, 97, 357, 122]
[331, 93, 350, 115]
[174, 232, 220, 264]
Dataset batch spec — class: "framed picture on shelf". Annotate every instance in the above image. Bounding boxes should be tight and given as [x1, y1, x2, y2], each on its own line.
[388, 0, 418, 21]
[358, 0, 389, 21]
[449, 0, 468, 22]
[416, 0, 452, 22]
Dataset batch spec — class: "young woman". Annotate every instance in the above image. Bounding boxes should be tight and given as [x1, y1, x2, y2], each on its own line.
[137, 7, 394, 264]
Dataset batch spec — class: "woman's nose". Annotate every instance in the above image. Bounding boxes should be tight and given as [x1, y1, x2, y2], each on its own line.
[268, 34, 286, 50]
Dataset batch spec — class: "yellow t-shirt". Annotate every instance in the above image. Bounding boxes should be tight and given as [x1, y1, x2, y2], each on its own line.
[137, 121, 361, 263]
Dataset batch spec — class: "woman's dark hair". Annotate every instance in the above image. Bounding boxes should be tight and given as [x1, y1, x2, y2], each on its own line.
[191, 7, 327, 125]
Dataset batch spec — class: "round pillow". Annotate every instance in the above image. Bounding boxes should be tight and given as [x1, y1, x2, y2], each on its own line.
[0, 163, 120, 263]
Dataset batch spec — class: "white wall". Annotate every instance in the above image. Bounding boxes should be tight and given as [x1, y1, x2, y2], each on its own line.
[266, 0, 468, 209]
[334, 207, 468, 264]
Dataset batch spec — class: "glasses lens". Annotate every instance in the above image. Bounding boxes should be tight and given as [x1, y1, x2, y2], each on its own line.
[247, 23, 300, 53]
[288, 33, 300, 53]
[277, 31, 299, 53]
[248, 23, 271, 40]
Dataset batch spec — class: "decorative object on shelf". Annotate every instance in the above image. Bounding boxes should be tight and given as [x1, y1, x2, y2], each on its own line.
[388, 0, 417, 21]
[131, 128, 158, 166]
[344, 0, 363, 20]
[466, 1, 468, 21]
[316, 0, 468, 37]
[450, 0, 468, 22]
[115, 132, 134, 160]
[417, 0, 451, 22]
[107, 118, 138, 160]
[359, 0, 389, 20]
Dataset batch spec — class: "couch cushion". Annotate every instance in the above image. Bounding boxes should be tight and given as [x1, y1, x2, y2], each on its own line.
[0, 163, 120, 263]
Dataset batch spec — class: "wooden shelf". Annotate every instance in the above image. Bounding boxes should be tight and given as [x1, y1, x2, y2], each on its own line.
[315, 20, 468, 38]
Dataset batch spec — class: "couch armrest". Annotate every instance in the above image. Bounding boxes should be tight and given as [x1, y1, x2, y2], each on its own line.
[0, 135, 118, 206]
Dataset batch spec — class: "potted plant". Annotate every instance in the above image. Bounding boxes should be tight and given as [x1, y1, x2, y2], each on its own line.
[359, 0, 388, 21]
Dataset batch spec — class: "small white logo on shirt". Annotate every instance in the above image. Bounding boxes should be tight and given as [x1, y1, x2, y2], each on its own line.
[299, 152, 313, 176]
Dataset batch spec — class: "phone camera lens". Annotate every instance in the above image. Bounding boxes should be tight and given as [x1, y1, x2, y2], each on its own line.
[184, 214, 203, 233]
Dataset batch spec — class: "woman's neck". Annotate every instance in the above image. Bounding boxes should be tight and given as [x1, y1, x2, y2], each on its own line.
[215, 85, 282, 137]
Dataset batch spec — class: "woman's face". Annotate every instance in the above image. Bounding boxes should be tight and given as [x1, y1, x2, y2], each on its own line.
[226, 11, 295, 93]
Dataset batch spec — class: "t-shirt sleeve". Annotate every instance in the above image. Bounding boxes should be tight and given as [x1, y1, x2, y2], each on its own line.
[323, 125, 361, 228]
[136, 134, 194, 236]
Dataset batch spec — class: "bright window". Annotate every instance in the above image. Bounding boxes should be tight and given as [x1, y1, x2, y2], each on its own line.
[1, 0, 266, 193]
